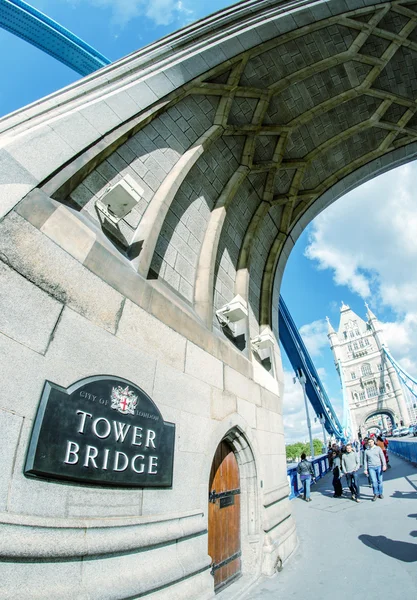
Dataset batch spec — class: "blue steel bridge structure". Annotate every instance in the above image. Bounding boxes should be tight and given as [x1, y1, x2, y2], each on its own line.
[3, 0, 417, 444]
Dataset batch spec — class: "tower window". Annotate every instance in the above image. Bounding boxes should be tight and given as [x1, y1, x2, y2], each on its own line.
[359, 391, 365, 400]
[351, 372, 356, 380]
[343, 331, 347, 339]
[348, 343, 352, 351]
[364, 338, 370, 346]
[377, 364, 382, 371]
[366, 385, 378, 398]
[361, 363, 372, 376]
[359, 339, 364, 348]
[355, 329, 360, 336]
[350, 331, 355, 338]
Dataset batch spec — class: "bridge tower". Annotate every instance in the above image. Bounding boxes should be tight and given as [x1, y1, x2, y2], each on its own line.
[328, 303, 410, 438]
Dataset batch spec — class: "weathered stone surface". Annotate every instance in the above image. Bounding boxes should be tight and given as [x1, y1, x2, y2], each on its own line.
[0, 212, 124, 333]
[178, 411, 213, 454]
[237, 397, 257, 428]
[45, 308, 157, 399]
[0, 332, 47, 417]
[142, 449, 206, 514]
[117, 299, 187, 371]
[153, 361, 211, 417]
[0, 261, 62, 354]
[256, 406, 284, 434]
[224, 365, 261, 405]
[0, 149, 37, 220]
[185, 341, 224, 389]
[5, 126, 75, 181]
[40, 205, 96, 264]
[211, 388, 237, 420]
[0, 561, 85, 600]
[0, 410, 23, 512]
[8, 419, 70, 517]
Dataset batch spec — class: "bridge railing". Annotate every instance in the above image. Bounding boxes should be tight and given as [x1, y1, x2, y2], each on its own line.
[287, 454, 330, 499]
[388, 439, 417, 463]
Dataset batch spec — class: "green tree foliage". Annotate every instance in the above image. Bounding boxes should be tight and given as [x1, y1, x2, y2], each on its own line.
[286, 439, 324, 461]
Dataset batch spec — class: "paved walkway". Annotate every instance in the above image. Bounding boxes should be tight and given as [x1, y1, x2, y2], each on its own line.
[243, 453, 417, 599]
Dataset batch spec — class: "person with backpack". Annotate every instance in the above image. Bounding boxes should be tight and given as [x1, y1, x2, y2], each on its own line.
[297, 453, 315, 502]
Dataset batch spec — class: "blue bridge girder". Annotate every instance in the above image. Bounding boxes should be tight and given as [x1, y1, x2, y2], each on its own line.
[279, 296, 344, 439]
[0, 0, 110, 75]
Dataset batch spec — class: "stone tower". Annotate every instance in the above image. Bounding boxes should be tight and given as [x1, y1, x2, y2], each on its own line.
[327, 303, 410, 438]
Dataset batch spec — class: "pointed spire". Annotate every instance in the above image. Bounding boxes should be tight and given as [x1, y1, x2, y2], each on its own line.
[340, 301, 350, 312]
[326, 316, 336, 334]
[365, 301, 377, 320]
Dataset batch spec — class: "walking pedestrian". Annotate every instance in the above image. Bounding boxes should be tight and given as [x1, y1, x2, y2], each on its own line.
[341, 442, 361, 502]
[331, 451, 343, 497]
[361, 437, 372, 486]
[376, 435, 390, 468]
[363, 437, 387, 501]
[297, 453, 315, 502]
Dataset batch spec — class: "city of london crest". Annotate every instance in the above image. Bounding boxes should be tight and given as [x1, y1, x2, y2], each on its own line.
[111, 385, 138, 415]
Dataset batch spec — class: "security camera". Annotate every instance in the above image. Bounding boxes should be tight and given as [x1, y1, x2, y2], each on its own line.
[251, 327, 275, 360]
[96, 174, 143, 225]
[215, 295, 248, 337]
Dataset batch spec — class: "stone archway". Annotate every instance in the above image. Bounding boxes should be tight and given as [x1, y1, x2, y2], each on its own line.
[362, 408, 397, 433]
[3, 1, 417, 598]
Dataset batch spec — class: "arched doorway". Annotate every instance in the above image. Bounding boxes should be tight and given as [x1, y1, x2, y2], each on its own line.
[208, 440, 241, 593]
[361, 409, 396, 436]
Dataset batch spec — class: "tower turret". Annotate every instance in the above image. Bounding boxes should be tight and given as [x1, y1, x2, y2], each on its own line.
[365, 302, 386, 348]
[327, 316, 341, 366]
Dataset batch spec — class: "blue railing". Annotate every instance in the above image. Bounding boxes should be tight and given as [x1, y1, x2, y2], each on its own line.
[388, 439, 417, 463]
[287, 454, 330, 499]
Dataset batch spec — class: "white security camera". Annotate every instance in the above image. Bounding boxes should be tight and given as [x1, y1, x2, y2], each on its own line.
[215, 295, 248, 337]
[96, 174, 143, 225]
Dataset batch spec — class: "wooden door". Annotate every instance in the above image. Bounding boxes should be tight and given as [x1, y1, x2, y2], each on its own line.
[208, 441, 241, 592]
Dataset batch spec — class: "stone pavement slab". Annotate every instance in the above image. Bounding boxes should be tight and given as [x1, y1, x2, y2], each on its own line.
[243, 454, 417, 600]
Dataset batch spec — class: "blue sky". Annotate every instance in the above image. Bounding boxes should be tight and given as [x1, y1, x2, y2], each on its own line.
[2, 0, 417, 443]
[0, 0, 235, 116]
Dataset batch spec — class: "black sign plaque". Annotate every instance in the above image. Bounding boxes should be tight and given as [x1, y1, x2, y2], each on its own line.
[25, 376, 175, 487]
[219, 495, 235, 509]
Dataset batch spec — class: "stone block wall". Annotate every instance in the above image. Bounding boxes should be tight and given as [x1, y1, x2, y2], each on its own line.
[150, 136, 246, 302]
[213, 173, 265, 329]
[69, 95, 219, 246]
[0, 194, 295, 598]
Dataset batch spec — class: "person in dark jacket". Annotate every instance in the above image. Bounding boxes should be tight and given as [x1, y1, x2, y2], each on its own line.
[331, 451, 343, 497]
[297, 453, 315, 502]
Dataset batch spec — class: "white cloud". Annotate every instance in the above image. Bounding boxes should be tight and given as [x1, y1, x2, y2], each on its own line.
[305, 162, 417, 378]
[305, 163, 417, 314]
[75, 0, 194, 28]
[299, 318, 328, 357]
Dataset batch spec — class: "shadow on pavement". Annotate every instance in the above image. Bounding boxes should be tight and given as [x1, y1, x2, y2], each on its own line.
[359, 534, 417, 562]
[391, 491, 417, 499]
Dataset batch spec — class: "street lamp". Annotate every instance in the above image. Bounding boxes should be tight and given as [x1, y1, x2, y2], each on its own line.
[296, 368, 315, 460]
